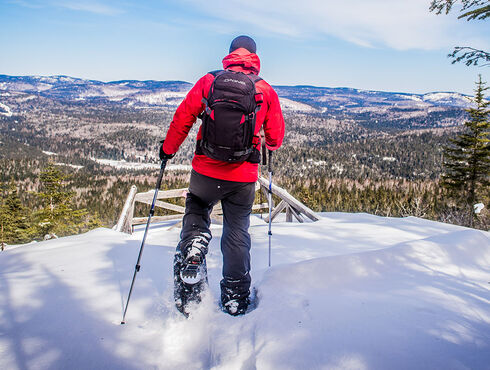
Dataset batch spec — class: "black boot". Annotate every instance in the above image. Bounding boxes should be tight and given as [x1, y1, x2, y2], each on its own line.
[174, 238, 208, 317]
[220, 279, 250, 316]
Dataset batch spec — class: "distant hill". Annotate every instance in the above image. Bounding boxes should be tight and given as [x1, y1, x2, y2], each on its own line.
[0, 74, 473, 113]
[0, 75, 192, 107]
[274, 85, 473, 111]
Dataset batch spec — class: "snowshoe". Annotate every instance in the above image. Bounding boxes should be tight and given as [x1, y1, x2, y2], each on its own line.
[220, 284, 254, 316]
[180, 249, 207, 285]
[174, 245, 208, 317]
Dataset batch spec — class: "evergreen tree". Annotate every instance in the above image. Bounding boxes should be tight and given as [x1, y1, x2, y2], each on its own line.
[0, 180, 31, 248]
[33, 162, 100, 238]
[0, 181, 11, 250]
[441, 75, 490, 227]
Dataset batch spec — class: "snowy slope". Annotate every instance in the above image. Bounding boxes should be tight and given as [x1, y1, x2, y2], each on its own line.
[278, 97, 318, 113]
[422, 92, 472, 107]
[1, 213, 489, 370]
[91, 158, 192, 171]
[0, 102, 13, 117]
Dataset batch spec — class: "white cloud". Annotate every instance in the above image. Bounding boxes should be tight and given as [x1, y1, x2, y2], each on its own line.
[55, 1, 124, 16]
[181, 0, 489, 50]
[9, 0, 45, 8]
[11, 0, 124, 16]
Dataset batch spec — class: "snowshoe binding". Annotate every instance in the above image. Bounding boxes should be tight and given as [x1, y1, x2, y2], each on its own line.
[174, 242, 208, 317]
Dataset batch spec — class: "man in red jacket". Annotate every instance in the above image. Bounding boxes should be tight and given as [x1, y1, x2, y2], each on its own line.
[160, 35, 284, 316]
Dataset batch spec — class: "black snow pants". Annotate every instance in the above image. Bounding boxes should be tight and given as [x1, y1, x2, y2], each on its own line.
[180, 170, 256, 301]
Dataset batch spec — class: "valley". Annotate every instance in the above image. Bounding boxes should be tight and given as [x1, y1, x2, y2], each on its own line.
[1, 74, 483, 231]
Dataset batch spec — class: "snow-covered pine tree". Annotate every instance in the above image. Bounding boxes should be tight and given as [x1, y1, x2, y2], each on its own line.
[441, 75, 490, 227]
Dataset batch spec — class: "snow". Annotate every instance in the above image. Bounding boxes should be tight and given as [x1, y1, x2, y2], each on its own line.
[398, 94, 423, 102]
[307, 158, 327, 166]
[422, 92, 472, 108]
[54, 162, 84, 170]
[16, 95, 37, 102]
[42, 151, 57, 156]
[331, 163, 344, 174]
[1, 213, 489, 370]
[474, 203, 485, 214]
[423, 92, 465, 101]
[0, 102, 13, 117]
[100, 86, 139, 98]
[33, 76, 58, 84]
[59, 77, 75, 83]
[135, 91, 187, 106]
[79, 86, 134, 99]
[279, 98, 317, 113]
[91, 158, 192, 171]
[382, 156, 396, 162]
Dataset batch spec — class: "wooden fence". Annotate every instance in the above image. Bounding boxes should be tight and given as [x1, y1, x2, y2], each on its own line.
[115, 177, 319, 234]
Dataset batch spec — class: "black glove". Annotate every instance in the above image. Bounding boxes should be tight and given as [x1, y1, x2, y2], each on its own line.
[159, 140, 175, 161]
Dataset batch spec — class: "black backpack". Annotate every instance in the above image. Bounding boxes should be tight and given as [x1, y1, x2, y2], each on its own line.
[197, 70, 263, 163]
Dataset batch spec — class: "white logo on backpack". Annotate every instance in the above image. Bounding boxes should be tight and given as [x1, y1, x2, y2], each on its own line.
[223, 78, 246, 85]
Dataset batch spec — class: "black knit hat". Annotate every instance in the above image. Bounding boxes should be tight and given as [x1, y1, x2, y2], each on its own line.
[229, 35, 257, 54]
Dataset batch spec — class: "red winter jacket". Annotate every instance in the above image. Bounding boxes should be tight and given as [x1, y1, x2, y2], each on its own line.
[162, 48, 285, 182]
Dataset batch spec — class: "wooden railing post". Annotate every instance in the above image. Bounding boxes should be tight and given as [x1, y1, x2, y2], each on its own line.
[257, 177, 319, 223]
[115, 185, 137, 234]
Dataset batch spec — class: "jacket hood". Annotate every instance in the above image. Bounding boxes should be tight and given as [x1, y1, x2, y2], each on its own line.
[222, 48, 261, 74]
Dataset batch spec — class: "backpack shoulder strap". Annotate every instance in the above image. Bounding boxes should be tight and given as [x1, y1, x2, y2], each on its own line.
[245, 74, 264, 112]
[199, 70, 224, 119]
[208, 70, 223, 77]
[247, 73, 263, 84]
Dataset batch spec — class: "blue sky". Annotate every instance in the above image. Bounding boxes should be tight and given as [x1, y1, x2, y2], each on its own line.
[1, 0, 489, 94]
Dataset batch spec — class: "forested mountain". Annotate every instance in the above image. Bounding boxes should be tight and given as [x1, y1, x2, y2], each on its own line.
[1, 74, 487, 233]
[0, 74, 469, 162]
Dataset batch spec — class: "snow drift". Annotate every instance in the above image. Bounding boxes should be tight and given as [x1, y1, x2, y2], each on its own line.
[1, 213, 489, 370]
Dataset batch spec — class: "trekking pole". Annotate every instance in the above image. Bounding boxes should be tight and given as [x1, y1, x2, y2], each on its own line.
[267, 150, 273, 267]
[121, 159, 167, 324]
[261, 134, 267, 220]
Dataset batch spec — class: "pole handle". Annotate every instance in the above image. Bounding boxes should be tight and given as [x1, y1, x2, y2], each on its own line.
[156, 159, 167, 189]
[268, 150, 273, 174]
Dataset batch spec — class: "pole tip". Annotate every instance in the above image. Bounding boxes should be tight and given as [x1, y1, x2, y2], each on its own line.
[120, 321, 125, 325]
